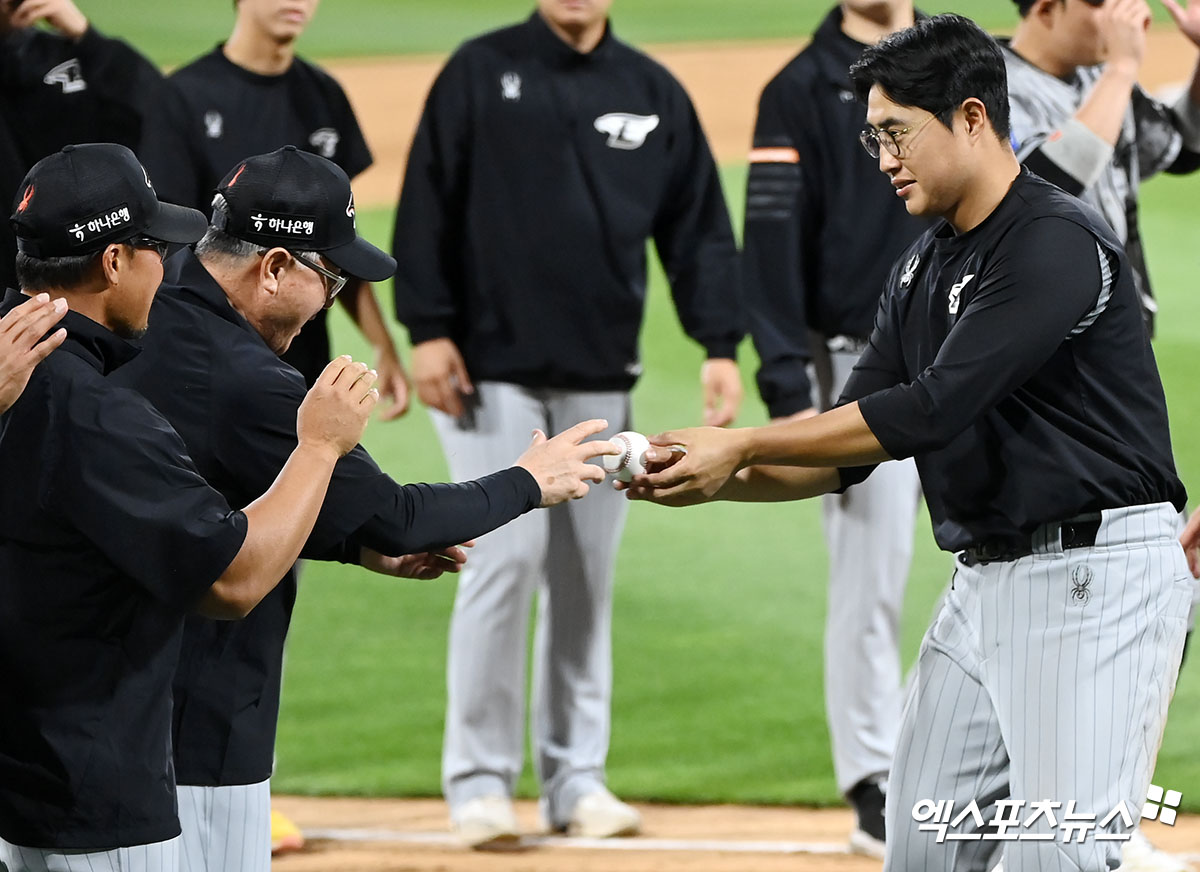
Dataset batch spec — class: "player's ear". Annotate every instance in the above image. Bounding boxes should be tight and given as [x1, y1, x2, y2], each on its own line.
[259, 248, 290, 297]
[960, 99, 990, 142]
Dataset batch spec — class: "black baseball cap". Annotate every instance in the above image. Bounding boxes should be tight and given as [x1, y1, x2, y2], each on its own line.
[11, 143, 207, 258]
[212, 146, 396, 282]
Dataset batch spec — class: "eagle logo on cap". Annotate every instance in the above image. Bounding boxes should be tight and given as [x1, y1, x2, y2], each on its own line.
[228, 164, 247, 187]
[16, 185, 34, 213]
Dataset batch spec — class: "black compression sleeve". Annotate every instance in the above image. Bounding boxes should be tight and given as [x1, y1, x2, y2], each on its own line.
[346, 466, 541, 559]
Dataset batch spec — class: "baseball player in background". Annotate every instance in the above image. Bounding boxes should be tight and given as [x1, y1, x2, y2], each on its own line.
[0, 142, 378, 872]
[394, 0, 744, 849]
[108, 146, 617, 872]
[139, 0, 410, 421]
[624, 15, 1192, 872]
[0, 293, 66, 416]
[1004, 0, 1200, 334]
[742, 0, 926, 856]
[0, 0, 163, 293]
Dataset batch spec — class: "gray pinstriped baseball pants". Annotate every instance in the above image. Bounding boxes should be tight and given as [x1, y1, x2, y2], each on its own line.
[0, 837, 179, 872]
[177, 779, 270, 872]
[884, 502, 1191, 872]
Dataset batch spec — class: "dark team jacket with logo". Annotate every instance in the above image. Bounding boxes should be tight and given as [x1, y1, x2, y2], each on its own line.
[112, 250, 541, 787]
[0, 291, 248, 848]
[837, 170, 1185, 552]
[139, 47, 372, 384]
[743, 8, 927, 418]
[0, 25, 161, 290]
[393, 13, 742, 391]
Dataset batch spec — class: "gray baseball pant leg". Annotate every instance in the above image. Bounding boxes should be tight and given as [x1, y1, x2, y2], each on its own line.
[0, 837, 180, 872]
[177, 779, 271, 872]
[817, 346, 922, 794]
[885, 503, 1191, 872]
[435, 382, 629, 818]
[532, 388, 630, 825]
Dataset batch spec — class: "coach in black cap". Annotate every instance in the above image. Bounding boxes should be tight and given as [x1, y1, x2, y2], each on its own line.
[112, 145, 616, 872]
[0, 143, 380, 872]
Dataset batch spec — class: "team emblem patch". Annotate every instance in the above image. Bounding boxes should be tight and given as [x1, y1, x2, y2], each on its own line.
[1070, 564, 1093, 606]
[17, 185, 34, 213]
[249, 211, 317, 241]
[899, 253, 920, 288]
[593, 113, 660, 150]
[308, 128, 340, 159]
[204, 111, 224, 139]
[500, 72, 522, 102]
[948, 274, 975, 316]
[43, 59, 86, 94]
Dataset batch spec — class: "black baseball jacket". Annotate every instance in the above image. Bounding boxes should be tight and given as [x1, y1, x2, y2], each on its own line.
[0, 24, 161, 290]
[743, 8, 927, 418]
[839, 171, 1185, 552]
[113, 250, 541, 786]
[393, 12, 742, 392]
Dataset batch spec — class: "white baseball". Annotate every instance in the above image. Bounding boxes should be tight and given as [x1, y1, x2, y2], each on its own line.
[601, 430, 651, 482]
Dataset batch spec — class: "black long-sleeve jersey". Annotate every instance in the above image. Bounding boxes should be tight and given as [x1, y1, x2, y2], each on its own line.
[393, 13, 742, 391]
[112, 249, 541, 786]
[139, 47, 372, 385]
[0, 25, 162, 290]
[743, 8, 926, 418]
[839, 170, 1185, 552]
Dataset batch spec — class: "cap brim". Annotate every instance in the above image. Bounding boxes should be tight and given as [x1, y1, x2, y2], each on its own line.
[323, 236, 397, 283]
[143, 201, 209, 245]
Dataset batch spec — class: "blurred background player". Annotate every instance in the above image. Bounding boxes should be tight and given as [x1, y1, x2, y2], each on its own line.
[139, 0, 409, 420]
[0, 0, 162, 292]
[393, 0, 744, 848]
[742, 0, 924, 857]
[113, 146, 617, 872]
[1005, 0, 1200, 334]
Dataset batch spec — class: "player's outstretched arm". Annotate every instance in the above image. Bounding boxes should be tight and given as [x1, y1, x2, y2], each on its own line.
[1181, 506, 1200, 578]
[200, 357, 378, 618]
[0, 294, 68, 414]
[622, 462, 841, 507]
[623, 402, 889, 504]
[514, 419, 621, 507]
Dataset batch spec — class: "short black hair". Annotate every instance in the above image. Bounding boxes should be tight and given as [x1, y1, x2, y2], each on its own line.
[1014, 0, 1039, 17]
[849, 13, 1011, 141]
[15, 250, 102, 291]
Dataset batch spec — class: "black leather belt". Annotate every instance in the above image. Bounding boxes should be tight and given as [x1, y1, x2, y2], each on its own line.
[959, 513, 1103, 567]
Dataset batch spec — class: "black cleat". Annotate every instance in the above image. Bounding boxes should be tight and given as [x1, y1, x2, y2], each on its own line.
[847, 775, 887, 859]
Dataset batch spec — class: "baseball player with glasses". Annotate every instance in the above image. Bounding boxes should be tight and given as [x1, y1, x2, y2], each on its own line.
[624, 15, 1191, 872]
[742, 0, 927, 856]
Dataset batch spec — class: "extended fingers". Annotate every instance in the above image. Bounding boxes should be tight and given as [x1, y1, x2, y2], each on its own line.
[558, 418, 610, 443]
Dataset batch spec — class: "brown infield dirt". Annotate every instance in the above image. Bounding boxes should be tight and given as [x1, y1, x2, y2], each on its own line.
[274, 34, 1200, 871]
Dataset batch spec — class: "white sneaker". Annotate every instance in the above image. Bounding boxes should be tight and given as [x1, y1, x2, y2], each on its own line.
[450, 795, 520, 850]
[566, 788, 642, 838]
[1121, 828, 1194, 872]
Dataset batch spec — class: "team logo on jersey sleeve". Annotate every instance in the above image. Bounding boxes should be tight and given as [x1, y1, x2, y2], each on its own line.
[204, 111, 224, 139]
[43, 59, 86, 94]
[593, 113, 660, 150]
[308, 128, 340, 159]
[500, 72, 522, 102]
[899, 253, 920, 288]
[947, 274, 975, 315]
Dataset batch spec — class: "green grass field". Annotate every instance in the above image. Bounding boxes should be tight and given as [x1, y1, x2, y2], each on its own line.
[79, 0, 1182, 66]
[270, 165, 1200, 809]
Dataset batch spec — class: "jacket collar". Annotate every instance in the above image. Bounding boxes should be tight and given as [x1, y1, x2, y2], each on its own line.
[524, 10, 614, 68]
[1, 288, 140, 375]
